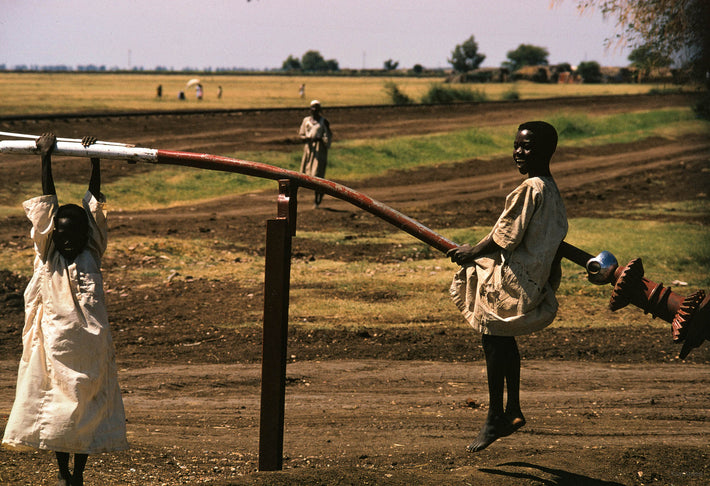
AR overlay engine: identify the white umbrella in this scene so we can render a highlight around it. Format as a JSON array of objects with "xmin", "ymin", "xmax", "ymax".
[{"xmin": 186, "ymin": 78, "xmax": 201, "ymax": 88}]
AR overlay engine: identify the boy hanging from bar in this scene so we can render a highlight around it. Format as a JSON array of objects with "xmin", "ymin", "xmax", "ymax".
[
  {"xmin": 2, "ymin": 133, "xmax": 128, "ymax": 485},
  {"xmin": 448, "ymin": 121, "xmax": 568, "ymax": 452}
]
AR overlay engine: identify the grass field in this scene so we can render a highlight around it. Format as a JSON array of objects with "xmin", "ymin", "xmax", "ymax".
[{"xmin": 0, "ymin": 72, "xmax": 683, "ymax": 116}]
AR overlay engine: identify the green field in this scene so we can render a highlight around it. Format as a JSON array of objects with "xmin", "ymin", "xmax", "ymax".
[
  {"xmin": 0, "ymin": 72, "xmax": 679, "ymax": 116},
  {"xmin": 3, "ymin": 108, "xmax": 705, "ymax": 213}
]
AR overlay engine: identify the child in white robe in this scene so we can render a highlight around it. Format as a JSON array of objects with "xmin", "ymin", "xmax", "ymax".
[
  {"xmin": 2, "ymin": 133, "xmax": 128, "ymax": 486},
  {"xmin": 448, "ymin": 121, "xmax": 568, "ymax": 453},
  {"xmin": 299, "ymin": 100, "xmax": 332, "ymax": 207}
]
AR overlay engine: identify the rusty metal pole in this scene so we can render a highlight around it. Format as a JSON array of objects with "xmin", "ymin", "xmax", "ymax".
[{"xmin": 258, "ymin": 180, "xmax": 297, "ymax": 471}]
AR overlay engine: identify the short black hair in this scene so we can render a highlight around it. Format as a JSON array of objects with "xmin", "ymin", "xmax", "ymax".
[
  {"xmin": 518, "ymin": 121, "xmax": 558, "ymax": 161},
  {"xmin": 56, "ymin": 204, "xmax": 89, "ymax": 233}
]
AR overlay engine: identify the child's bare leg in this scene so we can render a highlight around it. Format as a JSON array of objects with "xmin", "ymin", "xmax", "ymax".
[
  {"xmin": 503, "ymin": 338, "xmax": 526, "ymax": 432},
  {"xmin": 72, "ymin": 454, "xmax": 88, "ymax": 486},
  {"xmin": 468, "ymin": 334, "xmax": 510, "ymax": 452},
  {"xmin": 55, "ymin": 452, "xmax": 72, "ymax": 485}
]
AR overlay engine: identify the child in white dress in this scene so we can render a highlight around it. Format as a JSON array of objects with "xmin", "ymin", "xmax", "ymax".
[{"xmin": 2, "ymin": 133, "xmax": 128, "ymax": 485}]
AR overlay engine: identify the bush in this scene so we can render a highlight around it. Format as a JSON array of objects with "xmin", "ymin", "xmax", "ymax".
[
  {"xmin": 383, "ymin": 82, "xmax": 414, "ymax": 105},
  {"xmin": 501, "ymin": 87, "xmax": 520, "ymax": 100},
  {"xmin": 461, "ymin": 70, "xmax": 494, "ymax": 83},
  {"xmin": 532, "ymin": 67, "xmax": 549, "ymax": 83},
  {"xmin": 549, "ymin": 114, "xmax": 596, "ymax": 138},
  {"xmin": 421, "ymin": 84, "xmax": 487, "ymax": 104},
  {"xmin": 693, "ymin": 92, "xmax": 710, "ymax": 120},
  {"xmin": 578, "ymin": 61, "xmax": 602, "ymax": 84}
]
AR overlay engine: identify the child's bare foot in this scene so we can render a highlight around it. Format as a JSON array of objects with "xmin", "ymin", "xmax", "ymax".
[
  {"xmin": 466, "ymin": 414, "xmax": 526, "ymax": 452},
  {"xmin": 466, "ymin": 415, "xmax": 509, "ymax": 452}
]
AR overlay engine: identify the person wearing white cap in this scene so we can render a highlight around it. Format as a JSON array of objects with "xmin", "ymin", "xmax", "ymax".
[{"xmin": 298, "ymin": 100, "xmax": 332, "ymax": 207}]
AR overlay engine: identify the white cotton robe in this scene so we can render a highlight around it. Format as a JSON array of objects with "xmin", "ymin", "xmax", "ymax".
[
  {"xmin": 299, "ymin": 115, "xmax": 332, "ymax": 178},
  {"xmin": 450, "ymin": 176, "xmax": 568, "ymax": 336},
  {"xmin": 2, "ymin": 192, "xmax": 128, "ymax": 454}
]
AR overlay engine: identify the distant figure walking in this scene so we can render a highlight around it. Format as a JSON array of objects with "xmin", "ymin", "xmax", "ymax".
[
  {"xmin": 298, "ymin": 83, "xmax": 306, "ymax": 98},
  {"xmin": 156, "ymin": 84, "xmax": 162, "ymax": 98},
  {"xmin": 217, "ymin": 85, "xmax": 223, "ymax": 99},
  {"xmin": 196, "ymin": 84, "xmax": 203, "ymax": 100},
  {"xmin": 299, "ymin": 100, "xmax": 332, "ymax": 207}
]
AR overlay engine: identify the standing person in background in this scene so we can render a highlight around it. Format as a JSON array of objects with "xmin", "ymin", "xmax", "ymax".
[
  {"xmin": 299, "ymin": 100, "xmax": 332, "ymax": 208},
  {"xmin": 2, "ymin": 133, "xmax": 128, "ymax": 485}
]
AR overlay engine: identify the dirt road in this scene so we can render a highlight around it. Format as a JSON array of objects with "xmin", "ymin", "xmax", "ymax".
[
  {"xmin": 1, "ymin": 359, "xmax": 708, "ymax": 485},
  {"xmin": 1, "ymin": 94, "xmax": 709, "ymax": 485}
]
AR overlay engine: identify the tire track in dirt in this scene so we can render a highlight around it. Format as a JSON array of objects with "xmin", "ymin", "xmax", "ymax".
[
  {"xmin": 109, "ymin": 139, "xmax": 709, "ymax": 224},
  {"xmin": 368, "ymin": 140, "xmax": 709, "ymax": 208}
]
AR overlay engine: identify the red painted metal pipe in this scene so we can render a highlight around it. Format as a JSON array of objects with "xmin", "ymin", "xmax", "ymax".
[
  {"xmin": 155, "ymin": 151, "xmax": 595, "ymax": 271},
  {"xmin": 156, "ymin": 150, "xmax": 457, "ymax": 253}
]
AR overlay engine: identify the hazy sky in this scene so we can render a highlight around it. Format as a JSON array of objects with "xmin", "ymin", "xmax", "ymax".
[{"xmin": 0, "ymin": 0, "xmax": 632, "ymax": 70}]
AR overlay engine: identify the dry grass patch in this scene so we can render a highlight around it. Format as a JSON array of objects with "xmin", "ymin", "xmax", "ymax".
[{"xmin": 0, "ymin": 72, "xmax": 673, "ymax": 116}]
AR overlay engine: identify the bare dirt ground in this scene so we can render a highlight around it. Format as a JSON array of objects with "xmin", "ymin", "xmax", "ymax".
[{"xmin": 1, "ymin": 93, "xmax": 709, "ymax": 485}]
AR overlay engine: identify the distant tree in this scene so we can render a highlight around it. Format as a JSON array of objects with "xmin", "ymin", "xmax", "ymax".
[
  {"xmin": 383, "ymin": 59, "xmax": 399, "ymax": 71},
  {"xmin": 301, "ymin": 50, "xmax": 327, "ymax": 71},
  {"xmin": 503, "ymin": 44, "xmax": 549, "ymax": 72},
  {"xmin": 325, "ymin": 59, "xmax": 339, "ymax": 71},
  {"xmin": 555, "ymin": 0, "xmax": 709, "ymax": 80},
  {"xmin": 554, "ymin": 62, "xmax": 572, "ymax": 74},
  {"xmin": 282, "ymin": 55, "xmax": 301, "ymax": 71},
  {"xmin": 448, "ymin": 35, "xmax": 486, "ymax": 73},
  {"xmin": 301, "ymin": 50, "xmax": 339, "ymax": 72},
  {"xmin": 628, "ymin": 44, "xmax": 673, "ymax": 81},
  {"xmin": 412, "ymin": 63, "xmax": 424, "ymax": 74},
  {"xmin": 577, "ymin": 61, "xmax": 603, "ymax": 83}
]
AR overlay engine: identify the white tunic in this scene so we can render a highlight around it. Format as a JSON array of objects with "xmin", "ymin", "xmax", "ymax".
[
  {"xmin": 2, "ymin": 192, "xmax": 128, "ymax": 454},
  {"xmin": 450, "ymin": 177, "xmax": 568, "ymax": 336},
  {"xmin": 298, "ymin": 115, "xmax": 332, "ymax": 178}
]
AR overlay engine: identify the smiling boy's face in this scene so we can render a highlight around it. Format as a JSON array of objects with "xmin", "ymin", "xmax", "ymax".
[
  {"xmin": 513, "ymin": 128, "xmax": 552, "ymax": 177},
  {"xmin": 52, "ymin": 215, "xmax": 89, "ymax": 261},
  {"xmin": 513, "ymin": 129, "xmax": 538, "ymax": 175}
]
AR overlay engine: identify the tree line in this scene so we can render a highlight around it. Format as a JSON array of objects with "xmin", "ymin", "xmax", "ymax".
[
  {"xmin": 282, "ymin": 0, "xmax": 706, "ymax": 84},
  {"xmin": 280, "ymin": 37, "xmax": 676, "ymax": 85}
]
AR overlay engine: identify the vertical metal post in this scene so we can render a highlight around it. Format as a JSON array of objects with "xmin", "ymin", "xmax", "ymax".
[{"xmin": 258, "ymin": 180, "xmax": 297, "ymax": 471}]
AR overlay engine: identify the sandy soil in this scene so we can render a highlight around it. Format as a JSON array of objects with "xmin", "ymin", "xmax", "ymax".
[{"xmin": 1, "ymin": 93, "xmax": 709, "ymax": 485}]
